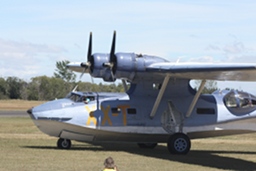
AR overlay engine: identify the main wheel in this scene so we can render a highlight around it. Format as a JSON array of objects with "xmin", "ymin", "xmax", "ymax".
[
  {"xmin": 57, "ymin": 138, "xmax": 71, "ymax": 149},
  {"xmin": 167, "ymin": 133, "xmax": 191, "ymax": 154},
  {"xmin": 137, "ymin": 143, "xmax": 157, "ymax": 149}
]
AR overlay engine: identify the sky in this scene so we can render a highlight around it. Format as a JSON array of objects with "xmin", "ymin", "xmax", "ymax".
[{"xmin": 1, "ymin": 1, "xmax": 256, "ymax": 93}]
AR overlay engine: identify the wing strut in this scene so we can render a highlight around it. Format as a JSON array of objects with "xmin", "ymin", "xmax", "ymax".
[
  {"xmin": 150, "ymin": 75, "xmax": 170, "ymax": 119},
  {"xmin": 122, "ymin": 79, "xmax": 128, "ymax": 92},
  {"xmin": 185, "ymin": 79, "xmax": 206, "ymax": 118}
]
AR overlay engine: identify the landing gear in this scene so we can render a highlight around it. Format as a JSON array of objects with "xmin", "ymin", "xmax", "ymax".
[
  {"xmin": 167, "ymin": 133, "xmax": 191, "ymax": 154},
  {"xmin": 57, "ymin": 138, "xmax": 71, "ymax": 149},
  {"xmin": 137, "ymin": 143, "xmax": 157, "ymax": 149}
]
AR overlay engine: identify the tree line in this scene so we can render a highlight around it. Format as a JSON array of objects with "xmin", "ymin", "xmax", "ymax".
[
  {"xmin": 0, "ymin": 76, "xmax": 218, "ymax": 101},
  {"xmin": 0, "ymin": 76, "xmax": 125, "ymax": 101}
]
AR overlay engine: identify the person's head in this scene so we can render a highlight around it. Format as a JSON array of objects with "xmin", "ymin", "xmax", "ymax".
[{"xmin": 104, "ymin": 157, "xmax": 115, "ymax": 169}]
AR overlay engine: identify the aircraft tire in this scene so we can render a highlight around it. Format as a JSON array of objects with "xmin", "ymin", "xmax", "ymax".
[
  {"xmin": 57, "ymin": 138, "xmax": 71, "ymax": 149},
  {"xmin": 137, "ymin": 143, "xmax": 157, "ymax": 149},
  {"xmin": 167, "ymin": 133, "xmax": 191, "ymax": 154}
]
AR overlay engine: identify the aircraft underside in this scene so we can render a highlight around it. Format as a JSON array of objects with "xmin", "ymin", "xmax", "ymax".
[{"xmin": 32, "ymin": 117, "xmax": 256, "ymax": 144}]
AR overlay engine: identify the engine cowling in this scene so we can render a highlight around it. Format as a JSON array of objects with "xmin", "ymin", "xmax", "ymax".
[
  {"xmin": 114, "ymin": 53, "xmax": 137, "ymax": 80},
  {"xmin": 113, "ymin": 53, "xmax": 168, "ymax": 82},
  {"xmin": 89, "ymin": 53, "xmax": 115, "ymax": 82}
]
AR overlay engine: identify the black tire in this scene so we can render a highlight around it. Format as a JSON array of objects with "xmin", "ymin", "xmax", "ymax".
[
  {"xmin": 57, "ymin": 138, "xmax": 71, "ymax": 149},
  {"xmin": 137, "ymin": 143, "xmax": 157, "ymax": 149},
  {"xmin": 167, "ymin": 133, "xmax": 191, "ymax": 154}
]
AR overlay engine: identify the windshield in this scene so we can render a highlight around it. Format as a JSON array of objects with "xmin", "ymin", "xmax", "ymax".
[
  {"xmin": 66, "ymin": 93, "xmax": 82, "ymax": 102},
  {"xmin": 66, "ymin": 92, "xmax": 95, "ymax": 103}
]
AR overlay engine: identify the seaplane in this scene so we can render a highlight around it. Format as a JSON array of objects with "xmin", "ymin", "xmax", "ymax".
[{"xmin": 27, "ymin": 31, "xmax": 256, "ymax": 154}]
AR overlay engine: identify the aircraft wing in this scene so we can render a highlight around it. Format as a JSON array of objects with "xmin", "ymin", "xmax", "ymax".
[
  {"xmin": 68, "ymin": 61, "xmax": 256, "ymax": 82},
  {"xmin": 146, "ymin": 62, "xmax": 256, "ymax": 81}
]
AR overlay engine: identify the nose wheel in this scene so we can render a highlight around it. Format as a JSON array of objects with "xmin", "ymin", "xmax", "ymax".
[
  {"xmin": 57, "ymin": 138, "xmax": 71, "ymax": 149},
  {"xmin": 167, "ymin": 133, "xmax": 191, "ymax": 154}
]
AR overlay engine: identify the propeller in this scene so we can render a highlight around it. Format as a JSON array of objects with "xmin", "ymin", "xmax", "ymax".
[
  {"xmin": 103, "ymin": 31, "xmax": 117, "ymax": 80},
  {"xmin": 80, "ymin": 32, "xmax": 93, "ymax": 79}
]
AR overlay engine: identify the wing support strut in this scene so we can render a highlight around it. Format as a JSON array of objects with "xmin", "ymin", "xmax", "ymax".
[
  {"xmin": 122, "ymin": 79, "xmax": 128, "ymax": 92},
  {"xmin": 185, "ymin": 79, "xmax": 206, "ymax": 118},
  {"xmin": 150, "ymin": 75, "xmax": 170, "ymax": 119}
]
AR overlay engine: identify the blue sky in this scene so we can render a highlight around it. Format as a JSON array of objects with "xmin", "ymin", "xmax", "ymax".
[{"xmin": 1, "ymin": 1, "xmax": 256, "ymax": 92}]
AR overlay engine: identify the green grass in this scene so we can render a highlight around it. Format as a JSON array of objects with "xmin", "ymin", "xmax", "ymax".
[{"xmin": 0, "ymin": 116, "xmax": 256, "ymax": 171}]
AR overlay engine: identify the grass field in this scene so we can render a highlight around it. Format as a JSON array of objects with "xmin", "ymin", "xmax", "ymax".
[
  {"xmin": 0, "ymin": 117, "xmax": 256, "ymax": 171},
  {"xmin": 0, "ymin": 100, "xmax": 44, "ymax": 111},
  {"xmin": 0, "ymin": 100, "xmax": 256, "ymax": 170}
]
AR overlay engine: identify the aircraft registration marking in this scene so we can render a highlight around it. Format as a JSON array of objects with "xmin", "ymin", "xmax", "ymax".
[
  {"xmin": 118, "ymin": 105, "xmax": 129, "ymax": 126},
  {"xmin": 85, "ymin": 105, "xmax": 97, "ymax": 126},
  {"xmin": 101, "ymin": 105, "xmax": 112, "ymax": 126},
  {"xmin": 85, "ymin": 104, "xmax": 130, "ymax": 126}
]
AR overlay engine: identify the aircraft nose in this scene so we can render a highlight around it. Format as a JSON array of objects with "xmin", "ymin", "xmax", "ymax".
[
  {"xmin": 27, "ymin": 108, "xmax": 36, "ymax": 119},
  {"xmin": 27, "ymin": 108, "xmax": 32, "ymax": 114}
]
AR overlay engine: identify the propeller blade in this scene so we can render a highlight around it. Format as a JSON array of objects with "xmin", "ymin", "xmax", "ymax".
[
  {"xmin": 79, "ymin": 68, "xmax": 86, "ymax": 79},
  {"xmin": 87, "ymin": 32, "xmax": 92, "ymax": 62},
  {"xmin": 80, "ymin": 32, "xmax": 92, "ymax": 76},
  {"xmin": 110, "ymin": 71, "xmax": 115, "ymax": 81},
  {"xmin": 72, "ymin": 85, "xmax": 78, "ymax": 92},
  {"xmin": 102, "ymin": 31, "xmax": 117, "ymax": 81},
  {"xmin": 110, "ymin": 30, "xmax": 116, "ymax": 63},
  {"xmin": 90, "ymin": 75, "xmax": 94, "ymax": 85}
]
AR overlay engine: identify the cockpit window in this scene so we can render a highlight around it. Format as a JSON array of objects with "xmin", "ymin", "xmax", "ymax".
[
  {"xmin": 66, "ymin": 93, "xmax": 95, "ymax": 103},
  {"xmin": 67, "ymin": 92, "xmax": 97, "ymax": 104},
  {"xmin": 66, "ymin": 93, "xmax": 81, "ymax": 102},
  {"xmin": 223, "ymin": 90, "xmax": 256, "ymax": 115},
  {"xmin": 81, "ymin": 96, "xmax": 95, "ymax": 104}
]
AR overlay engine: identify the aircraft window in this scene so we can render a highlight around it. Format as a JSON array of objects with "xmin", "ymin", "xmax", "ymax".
[
  {"xmin": 223, "ymin": 90, "xmax": 256, "ymax": 115},
  {"xmin": 127, "ymin": 108, "xmax": 136, "ymax": 114},
  {"xmin": 137, "ymin": 54, "xmax": 143, "ymax": 57},
  {"xmin": 252, "ymin": 99, "xmax": 256, "ymax": 105},
  {"xmin": 66, "ymin": 93, "xmax": 81, "ymax": 102},
  {"xmin": 111, "ymin": 108, "xmax": 121, "ymax": 113},
  {"xmin": 81, "ymin": 96, "xmax": 95, "ymax": 104},
  {"xmin": 196, "ymin": 108, "xmax": 215, "ymax": 115},
  {"xmin": 224, "ymin": 93, "xmax": 238, "ymax": 108},
  {"xmin": 153, "ymin": 83, "xmax": 162, "ymax": 90},
  {"xmin": 66, "ymin": 93, "xmax": 95, "ymax": 103}
]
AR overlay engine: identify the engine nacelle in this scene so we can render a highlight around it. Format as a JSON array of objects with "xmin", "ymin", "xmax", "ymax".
[
  {"xmin": 90, "ymin": 53, "xmax": 114, "ymax": 82},
  {"xmin": 89, "ymin": 52, "xmax": 168, "ymax": 82},
  {"xmin": 114, "ymin": 53, "xmax": 138, "ymax": 80},
  {"xmin": 114, "ymin": 53, "xmax": 168, "ymax": 82}
]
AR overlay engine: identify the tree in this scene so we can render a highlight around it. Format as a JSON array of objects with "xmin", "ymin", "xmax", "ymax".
[
  {"xmin": 54, "ymin": 60, "xmax": 76, "ymax": 83},
  {"xmin": 0, "ymin": 77, "xmax": 8, "ymax": 99},
  {"xmin": 76, "ymin": 82, "xmax": 126, "ymax": 93},
  {"xmin": 20, "ymin": 81, "xmax": 29, "ymax": 100},
  {"xmin": 28, "ymin": 76, "xmax": 69, "ymax": 100},
  {"xmin": 6, "ymin": 77, "xmax": 25, "ymax": 99},
  {"xmin": 193, "ymin": 80, "xmax": 218, "ymax": 94}
]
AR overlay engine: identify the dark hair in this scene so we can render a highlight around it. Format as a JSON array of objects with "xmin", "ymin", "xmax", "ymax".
[{"xmin": 104, "ymin": 157, "xmax": 115, "ymax": 169}]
